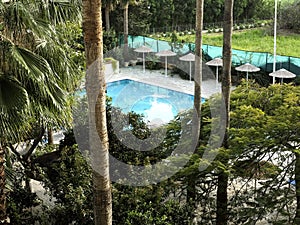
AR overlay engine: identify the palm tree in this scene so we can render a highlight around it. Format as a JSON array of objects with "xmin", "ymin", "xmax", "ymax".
[
  {"xmin": 216, "ymin": 0, "xmax": 234, "ymax": 224},
  {"xmin": 0, "ymin": 0, "xmax": 82, "ymax": 142},
  {"xmin": 0, "ymin": 0, "xmax": 81, "ymax": 132},
  {"xmin": 0, "ymin": 0, "xmax": 82, "ymax": 221},
  {"xmin": 82, "ymin": 0, "xmax": 112, "ymax": 224},
  {"xmin": 0, "ymin": 67, "xmax": 31, "ymax": 222}
]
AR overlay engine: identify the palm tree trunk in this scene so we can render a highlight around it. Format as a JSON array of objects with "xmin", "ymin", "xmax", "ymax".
[
  {"xmin": 105, "ymin": 7, "xmax": 110, "ymax": 31},
  {"xmin": 82, "ymin": 0, "xmax": 112, "ymax": 224},
  {"xmin": 47, "ymin": 127, "xmax": 54, "ymax": 145},
  {"xmin": 216, "ymin": 0, "xmax": 233, "ymax": 225},
  {"xmin": 0, "ymin": 145, "xmax": 8, "ymax": 224},
  {"xmin": 123, "ymin": 2, "xmax": 129, "ymax": 61}
]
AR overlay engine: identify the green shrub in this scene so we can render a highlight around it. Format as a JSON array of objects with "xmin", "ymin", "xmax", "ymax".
[{"xmin": 145, "ymin": 54, "xmax": 161, "ymax": 70}]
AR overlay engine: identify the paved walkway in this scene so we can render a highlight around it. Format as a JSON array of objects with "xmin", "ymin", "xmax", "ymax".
[{"xmin": 106, "ymin": 65, "xmax": 223, "ymax": 99}]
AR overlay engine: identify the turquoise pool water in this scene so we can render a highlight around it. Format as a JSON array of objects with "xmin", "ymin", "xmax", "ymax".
[{"xmin": 106, "ymin": 79, "xmax": 203, "ymax": 124}]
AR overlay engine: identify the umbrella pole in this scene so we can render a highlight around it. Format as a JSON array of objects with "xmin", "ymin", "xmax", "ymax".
[
  {"xmin": 165, "ymin": 56, "xmax": 168, "ymax": 77},
  {"xmin": 216, "ymin": 66, "xmax": 219, "ymax": 87},
  {"xmin": 189, "ymin": 61, "xmax": 192, "ymax": 82},
  {"xmin": 246, "ymin": 71, "xmax": 249, "ymax": 82},
  {"xmin": 143, "ymin": 52, "xmax": 145, "ymax": 73}
]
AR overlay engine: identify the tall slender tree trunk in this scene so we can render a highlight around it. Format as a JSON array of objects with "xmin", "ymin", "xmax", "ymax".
[
  {"xmin": 194, "ymin": 0, "xmax": 203, "ymax": 122},
  {"xmin": 47, "ymin": 127, "xmax": 54, "ymax": 145},
  {"xmin": 294, "ymin": 152, "xmax": 300, "ymax": 224},
  {"xmin": 186, "ymin": 0, "xmax": 204, "ymax": 220},
  {"xmin": 82, "ymin": 0, "xmax": 112, "ymax": 224},
  {"xmin": 105, "ymin": 7, "xmax": 110, "ymax": 31},
  {"xmin": 0, "ymin": 145, "xmax": 8, "ymax": 224},
  {"xmin": 123, "ymin": 2, "xmax": 129, "ymax": 61},
  {"xmin": 216, "ymin": 0, "xmax": 233, "ymax": 225}
]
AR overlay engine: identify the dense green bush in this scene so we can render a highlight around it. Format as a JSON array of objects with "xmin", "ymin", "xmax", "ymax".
[
  {"xmin": 279, "ymin": 0, "xmax": 300, "ymax": 32},
  {"xmin": 145, "ymin": 54, "xmax": 162, "ymax": 70}
]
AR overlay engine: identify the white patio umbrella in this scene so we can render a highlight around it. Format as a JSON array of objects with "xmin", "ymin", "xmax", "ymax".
[
  {"xmin": 235, "ymin": 63, "xmax": 260, "ymax": 81},
  {"xmin": 179, "ymin": 53, "xmax": 195, "ymax": 82},
  {"xmin": 155, "ymin": 50, "xmax": 177, "ymax": 77},
  {"xmin": 269, "ymin": 68, "xmax": 296, "ymax": 84},
  {"xmin": 134, "ymin": 45, "xmax": 152, "ymax": 73},
  {"xmin": 205, "ymin": 58, "xmax": 223, "ymax": 85}
]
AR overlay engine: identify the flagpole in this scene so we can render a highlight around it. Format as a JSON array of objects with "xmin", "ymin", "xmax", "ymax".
[{"xmin": 273, "ymin": 0, "xmax": 278, "ymax": 84}]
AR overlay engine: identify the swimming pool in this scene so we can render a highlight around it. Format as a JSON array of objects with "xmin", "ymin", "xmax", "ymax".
[{"xmin": 106, "ymin": 79, "xmax": 203, "ymax": 124}]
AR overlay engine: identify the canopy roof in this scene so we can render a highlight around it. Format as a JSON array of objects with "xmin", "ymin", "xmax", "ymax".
[
  {"xmin": 155, "ymin": 50, "xmax": 176, "ymax": 57},
  {"xmin": 206, "ymin": 58, "xmax": 223, "ymax": 67},
  {"xmin": 269, "ymin": 68, "xmax": 296, "ymax": 78},
  {"xmin": 235, "ymin": 63, "xmax": 260, "ymax": 73},
  {"xmin": 134, "ymin": 45, "xmax": 152, "ymax": 53},
  {"xmin": 179, "ymin": 53, "xmax": 195, "ymax": 62}
]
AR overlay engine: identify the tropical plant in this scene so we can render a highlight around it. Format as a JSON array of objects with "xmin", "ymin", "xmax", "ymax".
[
  {"xmin": 0, "ymin": 0, "xmax": 82, "ymax": 140},
  {"xmin": 0, "ymin": 0, "xmax": 82, "ymax": 222}
]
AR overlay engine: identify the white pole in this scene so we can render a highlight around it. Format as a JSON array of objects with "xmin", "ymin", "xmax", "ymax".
[
  {"xmin": 189, "ymin": 61, "xmax": 192, "ymax": 82},
  {"xmin": 216, "ymin": 66, "xmax": 219, "ymax": 86},
  {"xmin": 273, "ymin": 0, "xmax": 278, "ymax": 84},
  {"xmin": 165, "ymin": 56, "xmax": 168, "ymax": 77},
  {"xmin": 143, "ymin": 52, "xmax": 145, "ymax": 73}
]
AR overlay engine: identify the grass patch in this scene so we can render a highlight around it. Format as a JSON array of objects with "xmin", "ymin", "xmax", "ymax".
[
  {"xmin": 156, "ymin": 28, "xmax": 300, "ymax": 57},
  {"xmin": 203, "ymin": 28, "xmax": 300, "ymax": 57}
]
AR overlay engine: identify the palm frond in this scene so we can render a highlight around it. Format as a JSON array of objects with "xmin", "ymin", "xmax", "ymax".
[
  {"xmin": 3, "ymin": 1, "xmax": 51, "ymax": 39},
  {"xmin": 34, "ymin": 0, "xmax": 82, "ymax": 25},
  {"xmin": 11, "ymin": 45, "xmax": 53, "ymax": 80},
  {"xmin": 35, "ymin": 38, "xmax": 81, "ymax": 90},
  {"xmin": 0, "ymin": 0, "xmax": 80, "ymax": 142},
  {"xmin": 0, "ymin": 74, "xmax": 30, "ymax": 141},
  {"xmin": 4, "ymin": 148, "xmax": 17, "ymax": 192},
  {"xmin": 1, "ymin": 39, "xmax": 67, "ymax": 118},
  {"xmin": 0, "ymin": 74, "xmax": 29, "ymax": 112}
]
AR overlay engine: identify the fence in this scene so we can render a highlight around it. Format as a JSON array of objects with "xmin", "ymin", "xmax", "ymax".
[{"xmin": 123, "ymin": 35, "xmax": 300, "ymax": 76}]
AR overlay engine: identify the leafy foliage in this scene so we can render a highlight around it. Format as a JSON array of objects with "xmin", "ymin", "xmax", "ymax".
[
  {"xmin": 40, "ymin": 146, "xmax": 94, "ymax": 225},
  {"xmin": 7, "ymin": 82, "xmax": 300, "ymax": 224},
  {"xmin": 279, "ymin": 0, "xmax": 300, "ymax": 33},
  {"xmin": 0, "ymin": 0, "xmax": 83, "ymax": 143}
]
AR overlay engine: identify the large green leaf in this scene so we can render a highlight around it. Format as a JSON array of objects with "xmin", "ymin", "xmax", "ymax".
[
  {"xmin": 9, "ymin": 45, "xmax": 66, "ymax": 110},
  {"xmin": 0, "ymin": 75, "xmax": 29, "ymax": 112},
  {"xmin": 0, "ymin": 74, "xmax": 30, "ymax": 141},
  {"xmin": 0, "ymin": 0, "xmax": 81, "ymax": 142}
]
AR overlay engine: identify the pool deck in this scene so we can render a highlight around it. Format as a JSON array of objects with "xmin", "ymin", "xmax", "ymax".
[{"xmin": 106, "ymin": 65, "xmax": 223, "ymax": 99}]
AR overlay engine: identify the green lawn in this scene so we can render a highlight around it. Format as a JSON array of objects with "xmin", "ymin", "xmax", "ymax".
[
  {"xmin": 158, "ymin": 28, "xmax": 300, "ymax": 57},
  {"xmin": 203, "ymin": 28, "xmax": 300, "ymax": 57}
]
